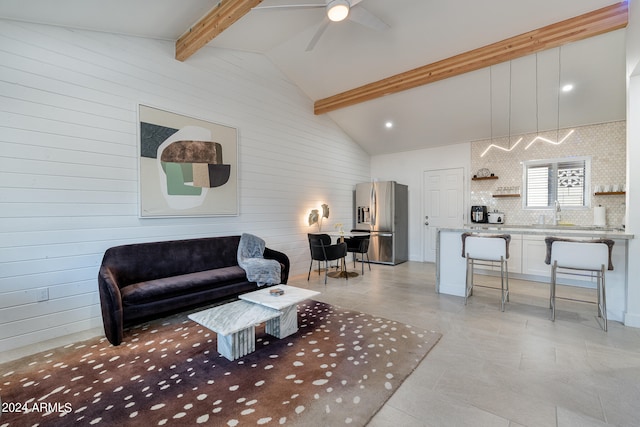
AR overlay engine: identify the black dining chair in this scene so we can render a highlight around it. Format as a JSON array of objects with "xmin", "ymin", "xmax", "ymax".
[
  {"xmin": 343, "ymin": 233, "xmax": 371, "ymax": 275},
  {"xmin": 307, "ymin": 233, "xmax": 331, "ymax": 277},
  {"xmin": 307, "ymin": 235, "xmax": 348, "ymax": 284}
]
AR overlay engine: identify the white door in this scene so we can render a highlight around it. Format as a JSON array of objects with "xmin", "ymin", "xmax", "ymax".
[{"xmin": 423, "ymin": 168, "xmax": 464, "ymax": 262}]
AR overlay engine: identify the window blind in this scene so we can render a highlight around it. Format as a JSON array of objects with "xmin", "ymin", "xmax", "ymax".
[
  {"xmin": 524, "ymin": 158, "xmax": 588, "ymax": 209},
  {"xmin": 526, "ymin": 165, "xmax": 550, "ymax": 207}
]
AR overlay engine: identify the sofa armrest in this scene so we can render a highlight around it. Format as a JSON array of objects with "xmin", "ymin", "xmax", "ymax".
[
  {"xmin": 264, "ymin": 247, "xmax": 290, "ymax": 284},
  {"xmin": 98, "ymin": 265, "xmax": 124, "ymax": 346}
]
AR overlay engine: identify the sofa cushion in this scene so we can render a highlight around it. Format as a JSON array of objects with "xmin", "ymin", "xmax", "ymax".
[
  {"xmin": 121, "ymin": 266, "xmax": 247, "ymax": 306},
  {"xmin": 102, "ymin": 236, "xmax": 243, "ymax": 287}
]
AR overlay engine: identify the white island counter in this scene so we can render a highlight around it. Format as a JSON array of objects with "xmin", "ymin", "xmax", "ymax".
[{"xmin": 437, "ymin": 225, "xmax": 634, "ymax": 323}]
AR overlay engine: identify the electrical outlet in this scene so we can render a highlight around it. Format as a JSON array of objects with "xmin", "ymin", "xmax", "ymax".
[{"xmin": 37, "ymin": 288, "xmax": 49, "ymax": 302}]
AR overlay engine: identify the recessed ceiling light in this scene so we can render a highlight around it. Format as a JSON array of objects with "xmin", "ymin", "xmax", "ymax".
[
  {"xmin": 562, "ymin": 84, "xmax": 574, "ymax": 92},
  {"xmin": 385, "ymin": 121, "xmax": 393, "ymax": 129}
]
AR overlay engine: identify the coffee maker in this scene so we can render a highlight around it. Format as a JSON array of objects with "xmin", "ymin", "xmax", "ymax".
[{"xmin": 471, "ymin": 206, "xmax": 488, "ymax": 223}]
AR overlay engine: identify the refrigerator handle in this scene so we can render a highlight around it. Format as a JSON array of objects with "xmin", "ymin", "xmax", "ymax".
[{"xmin": 370, "ymin": 184, "xmax": 377, "ymax": 227}]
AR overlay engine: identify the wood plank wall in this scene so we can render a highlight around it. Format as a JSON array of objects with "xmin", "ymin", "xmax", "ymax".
[{"xmin": 0, "ymin": 20, "xmax": 370, "ymax": 352}]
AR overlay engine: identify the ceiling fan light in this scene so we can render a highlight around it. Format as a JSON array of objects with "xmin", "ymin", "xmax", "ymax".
[{"xmin": 327, "ymin": 0, "xmax": 350, "ymax": 22}]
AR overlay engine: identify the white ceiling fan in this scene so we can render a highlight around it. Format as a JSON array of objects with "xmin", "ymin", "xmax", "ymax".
[{"xmin": 254, "ymin": 0, "xmax": 389, "ymax": 51}]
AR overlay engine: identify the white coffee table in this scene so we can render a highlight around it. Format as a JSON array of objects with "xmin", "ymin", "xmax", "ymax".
[
  {"xmin": 239, "ymin": 285, "xmax": 320, "ymax": 339},
  {"xmin": 188, "ymin": 300, "xmax": 280, "ymax": 361}
]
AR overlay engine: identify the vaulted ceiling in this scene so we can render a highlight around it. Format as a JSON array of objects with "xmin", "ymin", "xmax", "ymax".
[{"xmin": 0, "ymin": 0, "xmax": 628, "ymax": 155}]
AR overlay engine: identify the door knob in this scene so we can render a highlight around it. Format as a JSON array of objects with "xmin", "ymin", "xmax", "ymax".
[{"xmin": 424, "ymin": 221, "xmax": 429, "ymax": 226}]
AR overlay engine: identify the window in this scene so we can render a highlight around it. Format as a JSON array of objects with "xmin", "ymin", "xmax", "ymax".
[{"xmin": 523, "ymin": 157, "xmax": 590, "ymax": 209}]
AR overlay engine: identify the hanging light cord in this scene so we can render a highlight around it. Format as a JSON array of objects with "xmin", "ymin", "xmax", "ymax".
[
  {"xmin": 557, "ymin": 47, "xmax": 561, "ymax": 141},
  {"xmin": 508, "ymin": 60, "xmax": 512, "ymax": 149},
  {"xmin": 535, "ymin": 53, "xmax": 539, "ymax": 135},
  {"xmin": 489, "ymin": 66, "xmax": 493, "ymax": 142}
]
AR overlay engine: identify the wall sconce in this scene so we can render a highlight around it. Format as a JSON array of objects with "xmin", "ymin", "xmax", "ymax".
[{"xmin": 308, "ymin": 203, "xmax": 330, "ymax": 231}]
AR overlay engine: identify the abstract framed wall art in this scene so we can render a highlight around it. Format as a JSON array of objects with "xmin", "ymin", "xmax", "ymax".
[{"xmin": 138, "ymin": 105, "xmax": 238, "ymax": 217}]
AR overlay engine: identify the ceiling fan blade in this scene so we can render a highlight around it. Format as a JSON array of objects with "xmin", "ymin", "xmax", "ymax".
[
  {"xmin": 305, "ymin": 19, "xmax": 330, "ymax": 51},
  {"xmin": 348, "ymin": 5, "xmax": 389, "ymax": 31},
  {"xmin": 253, "ymin": 3, "xmax": 325, "ymax": 11}
]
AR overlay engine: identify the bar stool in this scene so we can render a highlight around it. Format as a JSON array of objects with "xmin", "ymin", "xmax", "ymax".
[
  {"xmin": 545, "ymin": 237, "xmax": 614, "ymax": 331},
  {"xmin": 461, "ymin": 233, "xmax": 511, "ymax": 311}
]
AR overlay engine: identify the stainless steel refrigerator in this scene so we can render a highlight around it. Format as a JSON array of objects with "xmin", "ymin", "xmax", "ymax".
[{"xmin": 354, "ymin": 181, "xmax": 408, "ymax": 265}]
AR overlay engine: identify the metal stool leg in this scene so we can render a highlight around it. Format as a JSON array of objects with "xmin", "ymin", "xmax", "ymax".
[
  {"xmin": 500, "ymin": 256, "xmax": 509, "ymax": 311},
  {"xmin": 550, "ymin": 261, "xmax": 557, "ymax": 321},
  {"xmin": 465, "ymin": 255, "xmax": 473, "ymax": 305},
  {"xmin": 549, "ymin": 266, "xmax": 553, "ymax": 309},
  {"xmin": 505, "ymin": 259, "xmax": 509, "ymax": 302},
  {"xmin": 500, "ymin": 258, "xmax": 504, "ymax": 311},
  {"xmin": 596, "ymin": 264, "xmax": 607, "ymax": 331}
]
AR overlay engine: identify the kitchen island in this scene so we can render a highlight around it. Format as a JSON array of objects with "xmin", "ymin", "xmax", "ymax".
[{"xmin": 437, "ymin": 225, "xmax": 634, "ymax": 323}]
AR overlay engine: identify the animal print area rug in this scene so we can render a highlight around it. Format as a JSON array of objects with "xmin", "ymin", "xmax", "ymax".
[{"xmin": 0, "ymin": 300, "xmax": 441, "ymax": 427}]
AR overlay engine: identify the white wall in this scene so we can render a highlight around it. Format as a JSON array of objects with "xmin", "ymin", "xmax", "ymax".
[
  {"xmin": 0, "ymin": 21, "xmax": 370, "ymax": 351},
  {"xmin": 371, "ymin": 143, "xmax": 471, "ymax": 261},
  {"xmin": 624, "ymin": 0, "xmax": 640, "ymax": 327}
]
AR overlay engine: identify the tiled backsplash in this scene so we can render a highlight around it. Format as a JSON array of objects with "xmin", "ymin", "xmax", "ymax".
[{"xmin": 471, "ymin": 121, "xmax": 626, "ymax": 227}]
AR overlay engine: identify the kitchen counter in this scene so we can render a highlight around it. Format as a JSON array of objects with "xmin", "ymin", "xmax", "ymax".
[
  {"xmin": 449, "ymin": 224, "xmax": 633, "ymax": 239},
  {"xmin": 436, "ymin": 226, "xmax": 633, "ymax": 323}
]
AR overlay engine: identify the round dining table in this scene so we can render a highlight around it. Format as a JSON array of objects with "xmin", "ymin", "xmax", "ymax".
[{"xmin": 325, "ymin": 231, "xmax": 370, "ymax": 278}]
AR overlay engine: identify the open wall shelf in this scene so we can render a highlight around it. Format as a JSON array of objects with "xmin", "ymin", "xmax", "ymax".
[
  {"xmin": 472, "ymin": 176, "xmax": 498, "ymax": 181},
  {"xmin": 594, "ymin": 191, "xmax": 626, "ymax": 196}
]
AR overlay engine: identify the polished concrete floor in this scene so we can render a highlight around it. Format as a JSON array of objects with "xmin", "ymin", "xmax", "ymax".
[
  {"xmin": 295, "ymin": 261, "xmax": 640, "ymax": 427},
  {"xmin": 4, "ymin": 261, "xmax": 640, "ymax": 426}
]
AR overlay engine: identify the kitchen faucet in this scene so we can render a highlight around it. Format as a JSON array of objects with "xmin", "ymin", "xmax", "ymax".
[{"xmin": 553, "ymin": 200, "xmax": 561, "ymax": 225}]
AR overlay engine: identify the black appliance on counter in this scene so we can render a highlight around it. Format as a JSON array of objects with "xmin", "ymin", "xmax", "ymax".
[{"xmin": 471, "ymin": 205, "xmax": 488, "ymax": 223}]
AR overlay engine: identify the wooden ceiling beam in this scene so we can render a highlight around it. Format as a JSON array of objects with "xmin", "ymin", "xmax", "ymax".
[
  {"xmin": 314, "ymin": 2, "xmax": 628, "ymax": 115},
  {"xmin": 176, "ymin": 0, "xmax": 263, "ymax": 62}
]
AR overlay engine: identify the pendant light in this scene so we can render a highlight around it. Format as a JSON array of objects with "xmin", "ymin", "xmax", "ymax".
[
  {"xmin": 480, "ymin": 63, "xmax": 522, "ymax": 157},
  {"xmin": 490, "ymin": 65, "xmax": 493, "ymax": 144},
  {"xmin": 556, "ymin": 47, "xmax": 561, "ymax": 143},
  {"xmin": 525, "ymin": 47, "xmax": 574, "ymax": 149},
  {"xmin": 524, "ymin": 52, "xmax": 540, "ymax": 137},
  {"xmin": 507, "ymin": 60, "xmax": 524, "ymax": 152},
  {"xmin": 480, "ymin": 66, "xmax": 494, "ymax": 157}
]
